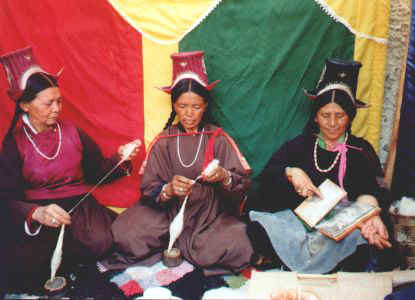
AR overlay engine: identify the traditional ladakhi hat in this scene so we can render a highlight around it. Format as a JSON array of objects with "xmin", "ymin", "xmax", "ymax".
[
  {"xmin": 0, "ymin": 46, "xmax": 62, "ymax": 101},
  {"xmin": 160, "ymin": 50, "xmax": 220, "ymax": 94},
  {"xmin": 304, "ymin": 58, "xmax": 368, "ymax": 108}
]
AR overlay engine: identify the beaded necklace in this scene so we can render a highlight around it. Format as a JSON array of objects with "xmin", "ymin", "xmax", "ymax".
[
  {"xmin": 23, "ymin": 122, "xmax": 62, "ymax": 160},
  {"xmin": 313, "ymin": 132, "xmax": 348, "ymax": 173},
  {"xmin": 176, "ymin": 128, "xmax": 204, "ymax": 168}
]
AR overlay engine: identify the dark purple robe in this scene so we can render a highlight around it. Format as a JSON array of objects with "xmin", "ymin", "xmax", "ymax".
[{"xmin": 0, "ymin": 120, "xmax": 130, "ymax": 276}]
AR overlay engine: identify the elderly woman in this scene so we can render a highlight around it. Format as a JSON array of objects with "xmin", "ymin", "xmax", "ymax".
[
  {"xmin": 101, "ymin": 51, "xmax": 253, "ymax": 275},
  {"xmin": 0, "ymin": 47, "xmax": 141, "ymax": 289},
  {"xmin": 248, "ymin": 61, "xmax": 392, "ymax": 274}
]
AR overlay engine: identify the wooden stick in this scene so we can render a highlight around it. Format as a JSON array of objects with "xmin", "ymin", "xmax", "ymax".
[
  {"xmin": 297, "ymin": 273, "xmax": 337, "ymax": 280},
  {"xmin": 357, "ymin": 223, "xmax": 392, "ymax": 248}
]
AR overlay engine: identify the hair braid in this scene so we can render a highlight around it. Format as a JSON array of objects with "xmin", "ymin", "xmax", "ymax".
[
  {"xmin": 3, "ymin": 103, "xmax": 22, "ymax": 145},
  {"xmin": 163, "ymin": 109, "xmax": 177, "ymax": 130}
]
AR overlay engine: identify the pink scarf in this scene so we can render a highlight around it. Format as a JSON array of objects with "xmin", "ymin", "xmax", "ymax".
[{"xmin": 331, "ymin": 142, "xmax": 361, "ymax": 188}]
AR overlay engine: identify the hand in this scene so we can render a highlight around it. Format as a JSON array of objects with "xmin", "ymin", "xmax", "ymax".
[
  {"xmin": 118, "ymin": 139, "xmax": 142, "ymax": 161},
  {"xmin": 204, "ymin": 166, "xmax": 229, "ymax": 183},
  {"xmin": 286, "ymin": 167, "xmax": 322, "ymax": 198},
  {"xmin": 166, "ymin": 175, "xmax": 195, "ymax": 198},
  {"xmin": 360, "ymin": 215, "xmax": 391, "ymax": 249},
  {"xmin": 32, "ymin": 204, "xmax": 71, "ymax": 228}
]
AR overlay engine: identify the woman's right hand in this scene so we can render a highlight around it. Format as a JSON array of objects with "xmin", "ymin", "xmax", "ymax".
[
  {"xmin": 32, "ymin": 204, "xmax": 71, "ymax": 228},
  {"xmin": 285, "ymin": 167, "xmax": 322, "ymax": 198},
  {"xmin": 163, "ymin": 175, "xmax": 195, "ymax": 200}
]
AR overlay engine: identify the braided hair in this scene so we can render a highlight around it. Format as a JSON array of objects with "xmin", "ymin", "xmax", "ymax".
[
  {"xmin": 163, "ymin": 79, "xmax": 212, "ymax": 130},
  {"xmin": 3, "ymin": 73, "xmax": 58, "ymax": 145}
]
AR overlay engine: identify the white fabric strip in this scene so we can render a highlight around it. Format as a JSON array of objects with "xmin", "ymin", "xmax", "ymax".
[
  {"xmin": 23, "ymin": 113, "xmax": 38, "ymax": 134},
  {"xmin": 24, "ymin": 220, "xmax": 42, "ymax": 236},
  {"xmin": 313, "ymin": 0, "xmax": 388, "ymax": 44}
]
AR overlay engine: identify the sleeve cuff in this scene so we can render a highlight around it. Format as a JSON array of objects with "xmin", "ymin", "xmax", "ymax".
[
  {"xmin": 25, "ymin": 206, "xmax": 42, "ymax": 236},
  {"xmin": 26, "ymin": 206, "xmax": 38, "ymax": 225}
]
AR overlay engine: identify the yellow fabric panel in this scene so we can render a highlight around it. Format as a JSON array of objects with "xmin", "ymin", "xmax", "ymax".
[
  {"xmin": 323, "ymin": 0, "xmax": 390, "ymax": 151},
  {"xmin": 322, "ymin": 0, "xmax": 389, "ymax": 41},
  {"xmin": 142, "ymin": 37, "xmax": 178, "ymax": 147},
  {"xmin": 107, "ymin": 206, "xmax": 126, "ymax": 214},
  {"xmin": 352, "ymin": 37, "xmax": 388, "ymax": 151},
  {"xmin": 351, "ymin": 1, "xmax": 390, "ymax": 151},
  {"xmin": 107, "ymin": 0, "xmax": 222, "ymax": 44}
]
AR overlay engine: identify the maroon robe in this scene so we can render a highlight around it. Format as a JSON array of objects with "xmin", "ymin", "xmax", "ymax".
[
  {"xmin": 102, "ymin": 124, "xmax": 254, "ymax": 275},
  {"xmin": 0, "ymin": 120, "xmax": 130, "ymax": 276}
]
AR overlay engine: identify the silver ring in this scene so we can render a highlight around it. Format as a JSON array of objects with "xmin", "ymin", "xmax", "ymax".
[
  {"xmin": 179, "ymin": 187, "xmax": 184, "ymax": 192},
  {"xmin": 51, "ymin": 218, "xmax": 57, "ymax": 224}
]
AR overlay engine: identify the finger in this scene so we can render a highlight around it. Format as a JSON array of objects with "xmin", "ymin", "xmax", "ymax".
[
  {"xmin": 374, "ymin": 236, "xmax": 385, "ymax": 250},
  {"xmin": 205, "ymin": 172, "xmax": 218, "ymax": 182},
  {"xmin": 375, "ymin": 236, "xmax": 385, "ymax": 249},
  {"xmin": 380, "ymin": 238, "xmax": 392, "ymax": 248},
  {"xmin": 55, "ymin": 210, "xmax": 71, "ymax": 224},
  {"xmin": 379, "ymin": 225, "xmax": 389, "ymax": 239},
  {"xmin": 310, "ymin": 185, "xmax": 322, "ymax": 199},
  {"xmin": 176, "ymin": 176, "xmax": 191, "ymax": 184}
]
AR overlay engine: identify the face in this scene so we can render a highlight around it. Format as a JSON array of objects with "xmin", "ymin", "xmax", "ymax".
[
  {"xmin": 314, "ymin": 102, "xmax": 349, "ymax": 144},
  {"xmin": 174, "ymin": 91, "xmax": 207, "ymax": 133},
  {"xmin": 20, "ymin": 87, "xmax": 62, "ymax": 132}
]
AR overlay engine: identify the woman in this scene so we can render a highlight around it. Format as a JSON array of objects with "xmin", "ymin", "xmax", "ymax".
[
  {"xmin": 249, "ymin": 80, "xmax": 391, "ymax": 274},
  {"xmin": 101, "ymin": 51, "xmax": 253, "ymax": 275},
  {"xmin": 0, "ymin": 47, "xmax": 141, "ymax": 289}
]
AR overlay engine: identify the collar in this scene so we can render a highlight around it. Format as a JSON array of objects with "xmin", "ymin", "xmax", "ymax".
[
  {"xmin": 177, "ymin": 122, "xmax": 206, "ymax": 133},
  {"xmin": 317, "ymin": 133, "xmax": 346, "ymax": 150}
]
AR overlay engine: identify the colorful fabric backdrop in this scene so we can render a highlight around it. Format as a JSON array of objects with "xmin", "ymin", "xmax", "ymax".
[{"xmin": 0, "ymin": 0, "xmax": 390, "ymax": 206}]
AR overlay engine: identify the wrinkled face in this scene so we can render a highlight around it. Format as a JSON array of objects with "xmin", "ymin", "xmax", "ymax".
[
  {"xmin": 20, "ymin": 87, "xmax": 62, "ymax": 132},
  {"xmin": 174, "ymin": 91, "xmax": 207, "ymax": 133},
  {"xmin": 314, "ymin": 102, "xmax": 349, "ymax": 144}
]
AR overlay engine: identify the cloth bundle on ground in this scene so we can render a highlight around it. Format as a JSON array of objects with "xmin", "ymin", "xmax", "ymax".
[{"xmin": 107, "ymin": 260, "xmax": 195, "ymax": 297}]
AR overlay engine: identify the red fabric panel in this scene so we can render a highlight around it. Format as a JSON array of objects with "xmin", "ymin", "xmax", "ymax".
[{"xmin": 0, "ymin": 0, "xmax": 145, "ymax": 207}]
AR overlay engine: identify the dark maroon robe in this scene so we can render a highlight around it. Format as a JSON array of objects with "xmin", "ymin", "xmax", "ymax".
[
  {"xmin": 0, "ymin": 120, "xmax": 130, "ymax": 277},
  {"xmin": 102, "ymin": 124, "xmax": 254, "ymax": 275}
]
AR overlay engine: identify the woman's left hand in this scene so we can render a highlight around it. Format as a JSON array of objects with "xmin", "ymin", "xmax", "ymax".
[
  {"xmin": 204, "ymin": 166, "xmax": 230, "ymax": 184},
  {"xmin": 361, "ymin": 215, "xmax": 391, "ymax": 249},
  {"xmin": 118, "ymin": 139, "xmax": 142, "ymax": 161}
]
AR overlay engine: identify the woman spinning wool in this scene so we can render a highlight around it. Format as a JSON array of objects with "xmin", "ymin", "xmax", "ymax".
[
  {"xmin": 249, "ymin": 59, "xmax": 392, "ymax": 274},
  {"xmin": 0, "ymin": 47, "xmax": 141, "ymax": 289},
  {"xmin": 101, "ymin": 51, "xmax": 253, "ymax": 275}
]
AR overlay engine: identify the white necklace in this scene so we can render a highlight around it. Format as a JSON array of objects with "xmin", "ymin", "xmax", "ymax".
[
  {"xmin": 176, "ymin": 128, "xmax": 204, "ymax": 168},
  {"xmin": 313, "ymin": 133, "xmax": 348, "ymax": 173},
  {"xmin": 23, "ymin": 123, "xmax": 62, "ymax": 160}
]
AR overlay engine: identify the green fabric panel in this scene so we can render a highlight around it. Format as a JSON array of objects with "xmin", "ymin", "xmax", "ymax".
[{"xmin": 180, "ymin": 0, "xmax": 354, "ymax": 179}]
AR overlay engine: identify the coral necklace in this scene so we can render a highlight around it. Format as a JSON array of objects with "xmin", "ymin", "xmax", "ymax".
[{"xmin": 313, "ymin": 132, "xmax": 348, "ymax": 173}]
